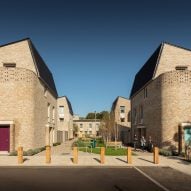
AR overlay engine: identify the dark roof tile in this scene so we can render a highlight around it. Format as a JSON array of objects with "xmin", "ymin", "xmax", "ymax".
[{"xmin": 130, "ymin": 44, "xmax": 163, "ymax": 97}]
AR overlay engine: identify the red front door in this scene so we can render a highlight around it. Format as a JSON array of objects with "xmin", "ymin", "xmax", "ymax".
[{"xmin": 0, "ymin": 126, "xmax": 10, "ymax": 151}]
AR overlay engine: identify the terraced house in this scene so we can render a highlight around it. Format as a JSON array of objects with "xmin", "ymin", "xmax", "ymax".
[
  {"xmin": 0, "ymin": 38, "xmax": 58, "ymax": 153},
  {"xmin": 57, "ymin": 96, "xmax": 74, "ymax": 142},
  {"xmin": 111, "ymin": 96, "xmax": 131, "ymax": 144},
  {"xmin": 130, "ymin": 42, "xmax": 191, "ymax": 152}
]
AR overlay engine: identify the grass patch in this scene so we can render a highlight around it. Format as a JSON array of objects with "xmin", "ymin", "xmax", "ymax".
[{"xmin": 79, "ymin": 147, "xmax": 137, "ymax": 156}]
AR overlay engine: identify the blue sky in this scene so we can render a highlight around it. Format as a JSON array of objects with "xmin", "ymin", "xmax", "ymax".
[{"xmin": 1, "ymin": 0, "xmax": 191, "ymax": 116}]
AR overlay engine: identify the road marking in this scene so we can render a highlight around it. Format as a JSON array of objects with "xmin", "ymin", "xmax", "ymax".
[{"xmin": 134, "ymin": 166, "xmax": 170, "ymax": 191}]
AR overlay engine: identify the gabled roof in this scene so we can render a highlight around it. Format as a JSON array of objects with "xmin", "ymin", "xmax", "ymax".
[
  {"xmin": 58, "ymin": 96, "xmax": 73, "ymax": 115},
  {"xmin": 111, "ymin": 96, "xmax": 129, "ymax": 111},
  {"xmin": 28, "ymin": 40, "xmax": 58, "ymax": 97},
  {"xmin": 0, "ymin": 38, "xmax": 58, "ymax": 97},
  {"xmin": 130, "ymin": 44, "xmax": 163, "ymax": 97}
]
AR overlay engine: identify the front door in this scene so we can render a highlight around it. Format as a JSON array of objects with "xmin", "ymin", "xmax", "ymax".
[
  {"xmin": 0, "ymin": 126, "xmax": 10, "ymax": 151},
  {"xmin": 184, "ymin": 127, "xmax": 191, "ymax": 146}
]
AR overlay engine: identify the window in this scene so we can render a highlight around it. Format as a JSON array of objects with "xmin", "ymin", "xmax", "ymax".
[
  {"xmin": 127, "ymin": 111, "xmax": 131, "ymax": 122},
  {"xmin": 120, "ymin": 118, "xmax": 125, "ymax": 122},
  {"xmin": 144, "ymin": 88, "xmax": 147, "ymax": 98},
  {"xmin": 80, "ymin": 124, "xmax": 83, "ymax": 128},
  {"xmin": 120, "ymin": 106, "xmax": 125, "ymax": 113},
  {"xmin": 175, "ymin": 66, "xmax": 188, "ymax": 70},
  {"xmin": 3, "ymin": 63, "xmax": 16, "ymax": 68},
  {"xmin": 47, "ymin": 103, "xmax": 50, "ymax": 122},
  {"xmin": 139, "ymin": 105, "xmax": 143, "ymax": 123},
  {"xmin": 44, "ymin": 88, "xmax": 47, "ymax": 97},
  {"xmin": 133, "ymin": 108, "xmax": 137, "ymax": 124},
  {"xmin": 60, "ymin": 118, "xmax": 64, "ymax": 122},
  {"xmin": 52, "ymin": 107, "xmax": 55, "ymax": 123},
  {"xmin": 89, "ymin": 131, "xmax": 92, "ymax": 134},
  {"xmin": 89, "ymin": 123, "xmax": 92, "ymax": 128},
  {"xmin": 59, "ymin": 106, "xmax": 64, "ymax": 114}
]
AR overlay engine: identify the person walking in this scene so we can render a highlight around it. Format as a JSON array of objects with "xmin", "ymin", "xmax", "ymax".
[
  {"xmin": 133, "ymin": 134, "xmax": 138, "ymax": 151},
  {"xmin": 148, "ymin": 136, "xmax": 153, "ymax": 152},
  {"xmin": 140, "ymin": 136, "xmax": 146, "ymax": 152}
]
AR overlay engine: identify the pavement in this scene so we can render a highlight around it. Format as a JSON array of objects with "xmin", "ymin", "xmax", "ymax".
[{"xmin": 0, "ymin": 140, "xmax": 191, "ymax": 177}]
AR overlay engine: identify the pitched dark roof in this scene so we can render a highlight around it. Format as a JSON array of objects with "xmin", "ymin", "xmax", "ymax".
[
  {"xmin": 28, "ymin": 40, "xmax": 58, "ymax": 97},
  {"xmin": 59, "ymin": 96, "xmax": 74, "ymax": 115},
  {"xmin": 130, "ymin": 44, "xmax": 163, "ymax": 97}
]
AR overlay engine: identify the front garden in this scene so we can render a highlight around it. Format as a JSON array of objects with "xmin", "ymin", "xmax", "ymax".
[{"xmin": 73, "ymin": 138, "xmax": 136, "ymax": 156}]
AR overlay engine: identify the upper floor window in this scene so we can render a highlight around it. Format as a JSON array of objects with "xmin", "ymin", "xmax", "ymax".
[
  {"xmin": 44, "ymin": 88, "xmax": 47, "ymax": 97},
  {"xmin": 127, "ymin": 111, "xmax": 131, "ymax": 122},
  {"xmin": 3, "ymin": 63, "xmax": 16, "ymax": 68},
  {"xmin": 133, "ymin": 108, "xmax": 137, "ymax": 124},
  {"xmin": 80, "ymin": 124, "xmax": 83, "ymax": 128},
  {"xmin": 139, "ymin": 105, "xmax": 143, "ymax": 123},
  {"xmin": 120, "ymin": 118, "xmax": 125, "ymax": 122},
  {"xmin": 47, "ymin": 103, "xmax": 50, "ymax": 122},
  {"xmin": 144, "ymin": 88, "xmax": 147, "ymax": 99},
  {"xmin": 52, "ymin": 106, "xmax": 55, "ymax": 123},
  {"xmin": 120, "ymin": 106, "xmax": 125, "ymax": 113},
  {"xmin": 89, "ymin": 123, "xmax": 92, "ymax": 128},
  {"xmin": 59, "ymin": 106, "xmax": 64, "ymax": 114},
  {"xmin": 175, "ymin": 66, "xmax": 188, "ymax": 71}
]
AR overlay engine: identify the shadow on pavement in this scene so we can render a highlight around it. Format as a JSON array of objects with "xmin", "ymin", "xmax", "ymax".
[
  {"xmin": 93, "ymin": 158, "xmax": 101, "ymax": 163},
  {"xmin": 138, "ymin": 157, "xmax": 153, "ymax": 164},
  {"xmin": 116, "ymin": 158, "xmax": 127, "ymax": 164}
]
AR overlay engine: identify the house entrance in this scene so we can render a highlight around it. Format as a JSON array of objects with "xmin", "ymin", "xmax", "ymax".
[
  {"xmin": 184, "ymin": 126, "xmax": 191, "ymax": 146},
  {"xmin": 0, "ymin": 125, "xmax": 10, "ymax": 151}
]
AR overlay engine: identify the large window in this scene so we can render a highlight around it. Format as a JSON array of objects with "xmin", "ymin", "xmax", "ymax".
[
  {"xmin": 133, "ymin": 108, "xmax": 137, "ymax": 124},
  {"xmin": 139, "ymin": 105, "xmax": 143, "ymax": 123},
  {"xmin": 144, "ymin": 88, "xmax": 147, "ymax": 98},
  {"xmin": 80, "ymin": 124, "xmax": 83, "ymax": 128},
  {"xmin": 120, "ymin": 106, "xmax": 125, "ymax": 113},
  {"xmin": 52, "ymin": 106, "xmax": 55, "ymax": 123},
  {"xmin": 59, "ymin": 106, "xmax": 64, "ymax": 114},
  {"xmin": 89, "ymin": 123, "xmax": 92, "ymax": 128},
  {"xmin": 48, "ymin": 103, "xmax": 50, "ymax": 122}
]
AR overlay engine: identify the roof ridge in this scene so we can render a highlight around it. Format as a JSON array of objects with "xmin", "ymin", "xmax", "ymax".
[
  {"xmin": 0, "ymin": 38, "xmax": 30, "ymax": 48},
  {"xmin": 163, "ymin": 41, "xmax": 191, "ymax": 52}
]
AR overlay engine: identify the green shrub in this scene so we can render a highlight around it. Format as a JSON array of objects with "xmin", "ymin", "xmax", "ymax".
[
  {"xmin": 26, "ymin": 149, "xmax": 35, "ymax": 156},
  {"xmin": 53, "ymin": 142, "xmax": 61, "ymax": 146},
  {"xmin": 159, "ymin": 149, "xmax": 172, "ymax": 156},
  {"xmin": 9, "ymin": 151, "xmax": 17, "ymax": 156}
]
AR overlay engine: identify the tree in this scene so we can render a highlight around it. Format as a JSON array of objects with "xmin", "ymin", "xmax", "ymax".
[
  {"xmin": 86, "ymin": 111, "xmax": 109, "ymax": 120},
  {"xmin": 99, "ymin": 111, "xmax": 115, "ymax": 143},
  {"xmin": 73, "ymin": 124, "xmax": 79, "ymax": 137}
]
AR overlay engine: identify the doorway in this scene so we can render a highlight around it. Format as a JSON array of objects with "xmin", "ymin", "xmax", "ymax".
[{"xmin": 0, "ymin": 126, "xmax": 10, "ymax": 151}]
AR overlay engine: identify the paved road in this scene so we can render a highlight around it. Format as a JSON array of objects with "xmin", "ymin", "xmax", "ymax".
[{"xmin": 0, "ymin": 167, "xmax": 190, "ymax": 191}]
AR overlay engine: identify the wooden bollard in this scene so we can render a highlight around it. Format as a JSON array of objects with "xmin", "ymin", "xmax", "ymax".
[
  {"xmin": 73, "ymin": 147, "xmax": 78, "ymax": 164},
  {"xmin": 17, "ymin": 147, "xmax": 23, "ymax": 164},
  {"xmin": 46, "ymin": 146, "xmax": 51, "ymax": 164},
  {"xmin": 127, "ymin": 147, "xmax": 132, "ymax": 164},
  {"xmin": 153, "ymin": 147, "xmax": 159, "ymax": 164},
  {"xmin": 100, "ymin": 147, "xmax": 105, "ymax": 164}
]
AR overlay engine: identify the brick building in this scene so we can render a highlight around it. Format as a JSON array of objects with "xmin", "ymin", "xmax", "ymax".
[
  {"xmin": 57, "ymin": 96, "xmax": 74, "ymax": 142},
  {"xmin": 0, "ymin": 38, "xmax": 58, "ymax": 153},
  {"xmin": 73, "ymin": 118, "xmax": 100, "ymax": 138},
  {"xmin": 130, "ymin": 42, "xmax": 191, "ymax": 151},
  {"xmin": 111, "ymin": 96, "xmax": 131, "ymax": 144}
]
